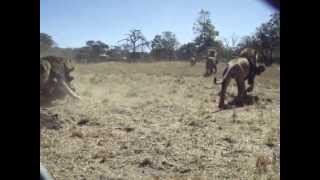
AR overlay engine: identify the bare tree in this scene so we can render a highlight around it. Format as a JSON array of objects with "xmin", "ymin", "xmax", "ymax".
[
  {"xmin": 230, "ymin": 33, "xmax": 239, "ymax": 49},
  {"xmin": 222, "ymin": 37, "xmax": 230, "ymax": 49},
  {"xmin": 223, "ymin": 34, "xmax": 238, "ymax": 51},
  {"xmin": 118, "ymin": 29, "xmax": 149, "ymax": 62}
]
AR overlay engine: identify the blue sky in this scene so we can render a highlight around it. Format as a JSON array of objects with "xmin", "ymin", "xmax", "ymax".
[{"xmin": 40, "ymin": 0, "xmax": 277, "ymax": 48}]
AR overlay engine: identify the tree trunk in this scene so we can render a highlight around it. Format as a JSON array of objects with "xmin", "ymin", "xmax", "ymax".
[
  {"xmin": 270, "ymin": 48, "xmax": 273, "ymax": 65},
  {"xmin": 266, "ymin": 48, "xmax": 273, "ymax": 66},
  {"xmin": 132, "ymin": 43, "xmax": 136, "ymax": 63}
]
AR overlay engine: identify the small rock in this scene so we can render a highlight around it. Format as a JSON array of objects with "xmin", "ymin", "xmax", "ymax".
[
  {"xmin": 124, "ymin": 127, "xmax": 134, "ymax": 132},
  {"xmin": 99, "ymin": 157, "xmax": 106, "ymax": 163},
  {"xmin": 139, "ymin": 158, "xmax": 153, "ymax": 167},
  {"xmin": 134, "ymin": 149, "xmax": 143, "ymax": 154},
  {"xmin": 162, "ymin": 161, "xmax": 174, "ymax": 167},
  {"xmin": 77, "ymin": 119, "xmax": 89, "ymax": 126},
  {"xmin": 70, "ymin": 130, "xmax": 84, "ymax": 138},
  {"xmin": 266, "ymin": 98, "xmax": 272, "ymax": 103},
  {"xmin": 166, "ymin": 141, "xmax": 171, "ymax": 147},
  {"xmin": 188, "ymin": 121, "xmax": 197, "ymax": 126},
  {"xmin": 179, "ymin": 168, "xmax": 191, "ymax": 173},
  {"xmin": 97, "ymin": 139, "xmax": 104, "ymax": 146},
  {"xmin": 222, "ymin": 136, "xmax": 236, "ymax": 144},
  {"xmin": 120, "ymin": 145, "xmax": 128, "ymax": 150}
]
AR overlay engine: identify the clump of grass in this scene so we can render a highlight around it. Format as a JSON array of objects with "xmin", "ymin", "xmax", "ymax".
[
  {"xmin": 89, "ymin": 75, "xmax": 102, "ymax": 84},
  {"xmin": 126, "ymin": 91, "xmax": 138, "ymax": 97},
  {"xmin": 82, "ymin": 90, "xmax": 92, "ymax": 97},
  {"xmin": 267, "ymin": 175, "xmax": 280, "ymax": 180},
  {"xmin": 77, "ymin": 119, "xmax": 89, "ymax": 126},
  {"xmin": 169, "ymin": 89, "xmax": 177, "ymax": 94},
  {"xmin": 174, "ymin": 77, "xmax": 185, "ymax": 84},
  {"xmin": 222, "ymin": 136, "xmax": 236, "ymax": 144},
  {"xmin": 264, "ymin": 128, "xmax": 278, "ymax": 148},
  {"xmin": 250, "ymin": 125, "xmax": 262, "ymax": 132},
  {"xmin": 101, "ymin": 98, "xmax": 109, "ymax": 104},
  {"xmin": 139, "ymin": 158, "xmax": 153, "ymax": 167},
  {"xmin": 70, "ymin": 129, "xmax": 84, "ymax": 138},
  {"xmin": 255, "ymin": 154, "xmax": 272, "ymax": 173},
  {"xmin": 232, "ymin": 108, "xmax": 237, "ymax": 123}
]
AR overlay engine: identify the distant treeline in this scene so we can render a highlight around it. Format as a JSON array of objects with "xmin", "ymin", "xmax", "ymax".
[{"xmin": 40, "ymin": 10, "xmax": 279, "ymax": 65}]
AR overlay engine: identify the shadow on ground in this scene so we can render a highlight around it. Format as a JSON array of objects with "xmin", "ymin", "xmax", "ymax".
[{"xmin": 222, "ymin": 95, "xmax": 260, "ymax": 110}]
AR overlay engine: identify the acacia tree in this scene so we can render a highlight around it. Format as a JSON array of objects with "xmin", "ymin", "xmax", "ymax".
[
  {"xmin": 40, "ymin": 33, "xmax": 55, "ymax": 54},
  {"xmin": 176, "ymin": 42, "xmax": 197, "ymax": 60},
  {"xmin": 161, "ymin": 31, "xmax": 179, "ymax": 60},
  {"xmin": 85, "ymin": 40, "xmax": 109, "ymax": 61},
  {"xmin": 74, "ymin": 46, "xmax": 91, "ymax": 63},
  {"xmin": 150, "ymin": 31, "xmax": 179, "ymax": 60},
  {"xmin": 108, "ymin": 46, "xmax": 124, "ymax": 59},
  {"xmin": 72, "ymin": 40, "xmax": 109, "ymax": 63},
  {"xmin": 151, "ymin": 35, "xmax": 163, "ymax": 59},
  {"xmin": 118, "ymin": 29, "xmax": 149, "ymax": 62},
  {"xmin": 193, "ymin": 9, "xmax": 219, "ymax": 56}
]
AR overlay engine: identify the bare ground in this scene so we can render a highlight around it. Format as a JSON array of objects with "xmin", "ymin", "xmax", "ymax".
[{"xmin": 40, "ymin": 61, "xmax": 280, "ymax": 180}]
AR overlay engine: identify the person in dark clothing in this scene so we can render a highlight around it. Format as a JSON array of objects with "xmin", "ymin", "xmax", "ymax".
[
  {"xmin": 203, "ymin": 49, "xmax": 218, "ymax": 77},
  {"xmin": 246, "ymin": 56, "xmax": 257, "ymax": 92},
  {"xmin": 239, "ymin": 48, "xmax": 260, "ymax": 92}
]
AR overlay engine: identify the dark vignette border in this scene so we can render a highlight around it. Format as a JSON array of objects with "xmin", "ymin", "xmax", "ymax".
[{"xmin": 1, "ymin": 0, "xmax": 39, "ymax": 179}]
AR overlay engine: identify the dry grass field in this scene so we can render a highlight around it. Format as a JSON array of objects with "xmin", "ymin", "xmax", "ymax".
[{"xmin": 40, "ymin": 61, "xmax": 280, "ymax": 180}]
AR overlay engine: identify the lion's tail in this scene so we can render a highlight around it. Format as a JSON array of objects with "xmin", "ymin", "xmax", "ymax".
[{"xmin": 214, "ymin": 65, "xmax": 230, "ymax": 85}]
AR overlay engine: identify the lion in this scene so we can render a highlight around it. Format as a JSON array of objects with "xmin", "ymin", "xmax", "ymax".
[
  {"xmin": 214, "ymin": 57, "xmax": 265, "ymax": 109},
  {"xmin": 238, "ymin": 47, "xmax": 269, "ymax": 92},
  {"xmin": 40, "ymin": 56, "xmax": 81, "ymax": 101}
]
